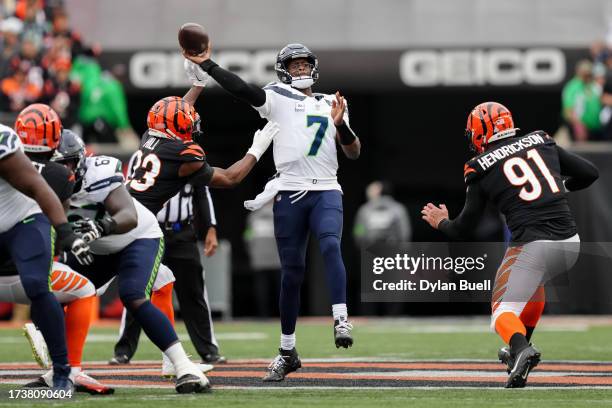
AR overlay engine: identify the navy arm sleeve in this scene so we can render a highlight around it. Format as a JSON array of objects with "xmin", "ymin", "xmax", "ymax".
[
  {"xmin": 438, "ymin": 182, "xmax": 487, "ymax": 240},
  {"xmin": 556, "ymin": 146, "xmax": 599, "ymax": 191},
  {"xmin": 199, "ymin": 60, "xmax": 266, "ymax": 107}
]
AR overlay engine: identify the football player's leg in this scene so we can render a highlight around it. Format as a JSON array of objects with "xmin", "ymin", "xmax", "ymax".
[
  {"xmin": 491, "ymin": 244, "xmax": 545, "ymax": 387},
  {"xmin": 7, "ymin": 215, "xmax": 70, "ymax": 385},
  {"xmin": 309, "ymin": 191, "xmax": 352, "ymax": 348},
  {"xmin": 116, "ymin": 238, "xmax": 208, "ymax": 392},
  {"xmin": 519, "ymin": 286, "xmax": 545, "ymax": 342},
  {"xmin": 274, "ymin": 192, "xmax": 310, "ymax": 345},
  {"xmin": 310, "ymin": 190, "xmax": 346, "ymax": 306},
  {"xmin": 151, "ymin": 263, "xmax": 175, "ymax": 325}
]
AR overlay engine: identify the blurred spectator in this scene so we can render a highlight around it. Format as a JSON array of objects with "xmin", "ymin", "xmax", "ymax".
[
  {"xmin": 50, "ymin": 7, "xmax": 98, "ymax": 58},
  {"xmin": 41, "ymin": 56, "xmax": 79, "ymax": 127},
  {"xmin": 18, "ymin": 0, "xmax": 47, "ymax": 43},
  {"xmin": 562, "ymin": 59, "xmax": 603, "ymax": 141},
  {"xmin": 0, "ymin": 59, "xmax": 42, "ymax": 111},
  {"xmin": 353, "ymin": 181, "xmax": 411, "ymax": 249},
  {"xmin": 601, "ymin": 54, "xmax": 612, "ymax": 141},
  {"xmin": 71, "ymin": 56, "xmax": 138, "ymax": 147},
  {"xmin": 0, "ymin": 17, "xmax": 23, "ymax": 78}
]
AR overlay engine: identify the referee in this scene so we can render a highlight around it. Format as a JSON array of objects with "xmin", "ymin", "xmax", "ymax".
[{"xmin": 110, "ymin": 183, "xmax": 226, "ymax": 365}]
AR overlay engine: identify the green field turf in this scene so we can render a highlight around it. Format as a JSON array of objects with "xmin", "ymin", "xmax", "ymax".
[{"xmin": 0, "ymin": 317, "xmax": 611, "ymax": 407}]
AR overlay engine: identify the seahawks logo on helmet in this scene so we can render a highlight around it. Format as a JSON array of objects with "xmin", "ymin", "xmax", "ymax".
[{"xmin": 275, "ymin": 43, "xmax": 319, "ymax": 89}]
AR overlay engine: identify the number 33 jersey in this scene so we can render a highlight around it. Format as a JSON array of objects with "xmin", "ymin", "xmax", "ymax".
[
  {"xmin": 463, "ymin": 131, "xmax": 576, "ymax": 242},
  {"xmin": 254, "ymin": 82, "xmax": 350, "ymax": 191},
  {"xmin": 127, "ymin": 132, "xmax": 214, "ymax": 214},
  {"xmin": 70, "ymin": 155, "xmax": 162, "ymax": 254}
]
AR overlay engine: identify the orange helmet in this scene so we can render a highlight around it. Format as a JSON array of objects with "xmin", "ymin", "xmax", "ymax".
[
  {"xmin": 14, "ymin": 103, "xmax": 62, "ymax": 153},
  {"xmin": 147, "ymin": 96, "xmax": 195, "ymax": 141},
  {"xmin": 465, "ymin": 102, "xmax": 517, "ymax": 153}
]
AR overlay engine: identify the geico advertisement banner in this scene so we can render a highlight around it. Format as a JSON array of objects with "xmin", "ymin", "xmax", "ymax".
[{"xmin": 97, "ymin": 48, "xmax": 589, "ymax": 93}]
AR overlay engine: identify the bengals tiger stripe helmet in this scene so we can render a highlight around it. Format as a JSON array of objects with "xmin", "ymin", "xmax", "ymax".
[
  {"xmin": 465, "ymin": 102, "xmax": 517, "ymax": 154},
  {"xmin": 14, "ymin": 103, "xmax": 62, "ymax": 153},
  {"xmin": 147, "ymin": 96, "xmax": 195, "ymax": 142}
]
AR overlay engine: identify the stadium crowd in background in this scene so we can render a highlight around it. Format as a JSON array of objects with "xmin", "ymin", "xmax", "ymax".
[
  {"xmin": 562, "ymin": 36, "xmax": 612, "ymax": 142},
  {"xmin": 0, "ymin": 0, "xmax": 138, "ymax": 148}
]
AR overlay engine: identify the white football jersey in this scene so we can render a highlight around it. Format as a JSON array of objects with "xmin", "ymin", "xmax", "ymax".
[
  {"xmin": 254, "ymin": 82, "xmax": 350, "ymax": 191},
  {"xmin": 0, "ymin": 124, "xmax": 41, "ymax": 233},
  {"xmin": 69, "ymin": 155, "xmax": 162, "ymax": 254}
]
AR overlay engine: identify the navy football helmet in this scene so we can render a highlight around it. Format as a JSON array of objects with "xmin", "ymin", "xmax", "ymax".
[
  {"xmin": 275, "ymin": 43, "xmax": 319, "ymax": 89},
  {"xmin": 52, "ymin": 129, "xmax": 87, "ymax": 182}
]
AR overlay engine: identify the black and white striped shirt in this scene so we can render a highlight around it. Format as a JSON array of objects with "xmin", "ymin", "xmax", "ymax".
[{"xmin": 157, "ymin": 184, "xmax": 217, "ymax": 228}]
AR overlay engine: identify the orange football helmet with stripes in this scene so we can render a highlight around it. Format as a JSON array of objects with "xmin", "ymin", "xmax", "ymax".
[
  {"xmin": 147, "ymin": 96, "xmax": 196, "ymax": 142},
  {"xmin": 14, "ymin": 103, "xmax": 62, "ymax": 153},
  {"xmin": 465, "ymin": 102, "xmax": 517, "ymax": 154}
]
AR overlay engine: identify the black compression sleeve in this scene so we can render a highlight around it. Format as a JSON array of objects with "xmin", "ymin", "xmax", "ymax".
[
  {"xmin": 336, "ymin": 121, "xmax": 357, "ymax": 145},
  {"xmin": 189, "ymin": 162, "xmax": 214, "ymax": 187},
  {"xmin": 193, "ymin": 185, "xmax": 215, "ymax": 229},
  {"xmin": 556, "ymin": 146, "xmax": 599, "ymax": 191},
  {"xmin": 199, "ymin": 60, "xmax": 266, "ymax": 107},
  {"xmin": 438, "ymin": 183, "xmax": 487, "ymax": 240}
]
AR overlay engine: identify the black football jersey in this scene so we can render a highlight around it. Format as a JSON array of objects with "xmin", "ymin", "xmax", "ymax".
[
  {"xmin": 463, "ymin": 131, "xmax": 576, "ymax": 242},
  {"xmin": 127, "ymin": 131, "xmax": 214, "ymax": 214},
  {"xmin": 31, "ymin": 158, "xmax": 75, "ymax": 203}
]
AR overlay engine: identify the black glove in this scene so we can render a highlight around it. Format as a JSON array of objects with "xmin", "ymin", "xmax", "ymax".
[
  {"xmin": 73, "ymin": 216, "xmax": 117, "ymax": 243},
  {"xmin": 55, "ymin": 223, "xmax": 93, "ymax": 266}
]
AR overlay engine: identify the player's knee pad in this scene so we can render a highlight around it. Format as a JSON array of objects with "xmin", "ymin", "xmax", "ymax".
[
  {"xmin": 280, "ymin": 248, "xmax": 305, "ymax": 289},
  {"xmin": 118, "ymin": 282, "xmax": 146, "ymax": 308},
  {"xmin": 279, "ymin": 247, "xmax": 305, "ymax": 270},
  {"xmin": 122, "ymin": 297, "xmax": 148, "ymax": 313},
  {"xmin": 152, "ymin": 263, "xmax": 176, "ymax": 292},
  {"xmin": 490, "ymin": 302, "xmax": 525, "ymax": 331},
  {"xmin": 318, "ymin": 235, "xmax": 341, "ymax": 259},
  {"xmin": 19, "ymin": 274, "xmax": 50, "ymax": 300}
]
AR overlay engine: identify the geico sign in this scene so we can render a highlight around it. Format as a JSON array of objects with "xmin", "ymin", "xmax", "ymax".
[
  {"xmin": 129, "ymin": 50, "xmax": 277, "ymax": 89},
  {"xmin": 399, "ymin": 49, "xmax": 566, "ymax": 86}
]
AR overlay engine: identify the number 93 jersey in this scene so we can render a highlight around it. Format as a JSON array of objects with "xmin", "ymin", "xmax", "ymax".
[
  {"xmin": 254, "ymin": 82, "xmax": 349, "ymax": 191},
  {"xmin": 69, "ymin": 155, "xmax": 162, "ymax": 254},
  {"xmin": 126, "ymin": 132, "xmax": 213, "ymax": 214},
  {"xmin": 463, "ymin": 131, "xmax": 576, "ymax": 242}
]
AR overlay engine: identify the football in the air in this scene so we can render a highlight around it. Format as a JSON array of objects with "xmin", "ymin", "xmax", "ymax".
[{"xmin": 178, "ymin": 23, "xmax": 209, "ymax": 56}]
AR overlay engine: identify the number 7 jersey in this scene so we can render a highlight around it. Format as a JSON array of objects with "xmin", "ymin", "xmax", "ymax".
[
  {"xmin": 463, "ymin": 130, "xmax": 576, "ymax": 242},
  {"xmin": 254, "ymin": 82, "xmax": 350, "ymax": 191}
]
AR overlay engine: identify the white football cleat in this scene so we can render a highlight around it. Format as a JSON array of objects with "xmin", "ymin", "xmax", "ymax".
[
  {"xmin": 23, "ymin": 323, "xmax": 51, "ymax": 369},
  {"xmin": 161, "ymin": 354, "xmax": 213, "ymax": 378},
  {"xmin": 174, "ymin": 362, "xmax": 211, "ymax": 394}
]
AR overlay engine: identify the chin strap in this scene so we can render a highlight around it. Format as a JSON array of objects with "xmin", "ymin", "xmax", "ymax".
[{"xmin": 291, "ymin": 76, "xmax": 314, "ymax": 89}]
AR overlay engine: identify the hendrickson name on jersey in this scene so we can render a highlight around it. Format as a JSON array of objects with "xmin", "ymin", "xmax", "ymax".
[{"xmin": 476, "ymin": 134, "xmax": 546, "ymax": 171}]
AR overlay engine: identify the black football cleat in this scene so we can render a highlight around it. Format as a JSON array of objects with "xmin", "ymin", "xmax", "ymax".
[
  {"xmin": 262, "ymin": 348, "xmax": 302, "ymax": 382},
  {"xmin": 334, "ymin": 318, "xmax": 354, "ymax": 349},
  {"xmin": 175, "ymin": 374, "xmax": 211, "ymax": 394},
  {"xmin": 108, "ymin": 354, "xmax": 130, "ymax": 365},
  {"xmin": 202, "ymin": 353, "xmax": 227, "ymax": 364},
  {"xmin": 505, "ymin": 345, "xmax": 541, "ymax": 388},
  {"xmin": 498, "ymin": 346, "xmax": 514, "ymax": 374},
  {"xmin": 24, "ymin": 376, "xmax": 50, "ymax": 388}
]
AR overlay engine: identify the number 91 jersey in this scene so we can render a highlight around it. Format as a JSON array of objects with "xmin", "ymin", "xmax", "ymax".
[
  {"xmin": 254, "ymin": 82, "xmax": 349, "ymax": 191},
  {"xmin": 127, "ymin": 132, "xmax": 213, "ymax": 214},
  {"xmin": 463, "ymin": 131, "xmax": 576, "ymax": 242}
]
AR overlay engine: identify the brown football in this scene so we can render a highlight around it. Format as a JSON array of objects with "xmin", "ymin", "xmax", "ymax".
[{"xmin": 178, "ymin": 23, "xmax": 209, "ymax": 56}]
